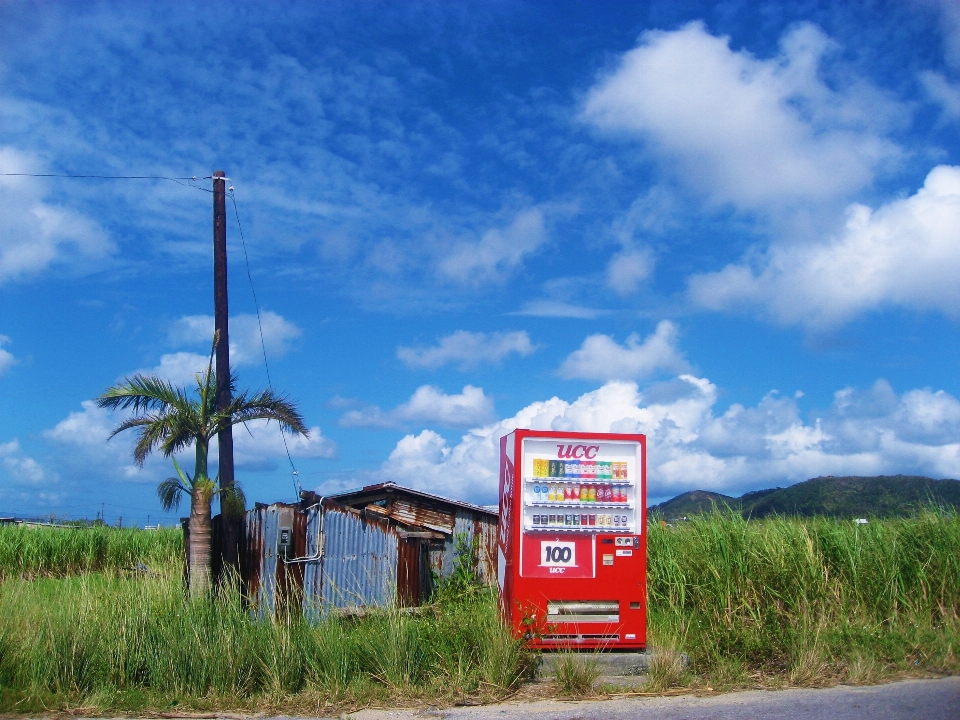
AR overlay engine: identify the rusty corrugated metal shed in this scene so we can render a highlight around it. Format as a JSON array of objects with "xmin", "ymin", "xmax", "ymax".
[{"xmin": 227, "ymin": 484, "xmax": 499, "ymax": 620}]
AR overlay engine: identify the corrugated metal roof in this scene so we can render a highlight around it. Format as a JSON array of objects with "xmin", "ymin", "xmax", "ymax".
[{"xmin": 329, "ymin": 482, "xmax": 498, "ymax": 519}]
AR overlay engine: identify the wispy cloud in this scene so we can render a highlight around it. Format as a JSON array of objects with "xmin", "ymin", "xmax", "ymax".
[
  {"xmin": 397, "ymin": 330, "xmax": 537, "ymax": 370},
  {"xmin": 340, "ymin": 385, "xmax": 495, "ymax": 429},
  {"xmin": 513, "ymin": 300, "xmax": 608, "ymax": 319},
  {"xmin": 0, "ymin": 335, "xmax": 16, "ymax": 376},
  {"xmin": 0, "ymin": 148, "xmax": 113, "ymax": 283}
]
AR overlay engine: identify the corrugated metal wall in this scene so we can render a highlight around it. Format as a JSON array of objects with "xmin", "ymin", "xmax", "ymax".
[
  {"xmin": 313, "ymin": 503, "xmax": 399, "ymax": 617},
  {"xmin": 236, "ymin": 498, "xmax": 496, "ymax": 620},
  {"xmin": 429, "ymin": 509, "xmax": 499, "ymax": 584}
]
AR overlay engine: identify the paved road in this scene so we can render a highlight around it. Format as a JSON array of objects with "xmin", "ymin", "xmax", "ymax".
[{"xmin": 332, "ymin": 677, "xmax": 960, "ymax": 720}]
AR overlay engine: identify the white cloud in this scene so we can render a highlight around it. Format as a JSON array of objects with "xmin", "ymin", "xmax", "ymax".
[
  {"xmin": 397, "ymin": 330, "xmax": 537, "ymax": 370},
  {"xmin": 606, "ymin": 248, "xmax": 654, "ymax": 296},
  {"xmin": 689, "ymin": 165, "xmax": 960, "ymax": 326},
  {"xmin": 233, "ymin": 419, "xmax": 337, "ymax": 471},
  {"xmin": 169, "ymin": 311, "xmax": 302, "ymax": 366},
  {"xmin": 340, "ymin": 384, "xmax": 495, "ymax": 429},
  {"xmin": 0, "ymin": 148, "xmax": 113, "ymax": 283},
  {"xmin": 920, "ymin": 71, "xmax": 960, "ymax": 120},
  {"xmin": 513, "ymin": 300, "xmax": 607, "ymax": 319},
  {"xmin": 0, "ymin": 438, "xmax": 52, "ymax": 485},
  {"xmin": 129, "ymin": 311, "xmax": 302, "ymax": 386},
  {"xmin": 132, "ymin": 351, "xmax": 211, "ymax": 386},
  {"xmin": 46, "ymin": 398, "xmax": 335, "ymax": 480},
  {"xmin": 558, "ymin": 321, "xmax": 689, "ymax": 381},
  {"xmin": 438, "ymin": 208, "xmax": 547, "ymax": 284},
  {"xmin": 583, "ymin": 22, "xmax": 901, "ymax": 211},
  {"xmin": 366, "ymin": 376, "xmax": 960, "ymax": 505},
  {"xmin": 928, "ymin": 0, "xmax": 960, "ymax": 70},
  {"xmin": 0, "ymin": 335, "xmax": 16, "ymax": 376}
]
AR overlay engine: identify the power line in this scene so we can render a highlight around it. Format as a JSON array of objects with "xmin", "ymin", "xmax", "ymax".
[
  {"xmin": 0, "ymin": 172, "xmax": 214, "ymax": 193},
  {"xmin": 0, "ymin": 173, "xmax": 211, "ymax": 180},
  {"xmin": 227, "ymin": 188, "xmax": 302, "ymax": 499}
]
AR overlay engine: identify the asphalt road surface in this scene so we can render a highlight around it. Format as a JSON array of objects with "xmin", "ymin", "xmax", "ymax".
[{"xmin": 328, "ymin": 677, "xmax": 960, "ymax": 720}]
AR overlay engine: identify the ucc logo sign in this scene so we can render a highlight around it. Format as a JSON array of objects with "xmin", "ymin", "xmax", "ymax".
[{"xmin": 556, "ymin": 444, "xmax": 600, "ymax": 459}]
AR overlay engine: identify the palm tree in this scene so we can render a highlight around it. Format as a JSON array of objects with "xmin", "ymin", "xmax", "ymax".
[{"xmin": 97, "ymin": 345, "xmax": 308, "ymax": 595}]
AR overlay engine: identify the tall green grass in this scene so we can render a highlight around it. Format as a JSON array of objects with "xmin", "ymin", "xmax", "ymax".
[
  {"xmin": 0, "ymin": 525, "xmax": 181, "ymax": 577},
  {"xmin": 0, "ymin": 513, "xmax": 957, "ymax": 712},
  {"xmin": 0, "ymin": 574, "xmax": 526, "ymax": 712},
  {"xmin": 647, "ymin": 509, "xmax": 960, "ymax": 685}
]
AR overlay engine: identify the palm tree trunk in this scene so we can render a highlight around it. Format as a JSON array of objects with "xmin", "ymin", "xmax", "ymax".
[{"xmin": 188, "ymin": 484, "xmax": 213, "ymax": 596}]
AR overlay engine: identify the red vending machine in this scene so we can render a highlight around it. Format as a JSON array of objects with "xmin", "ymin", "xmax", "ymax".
[{"xmin": 498, "ymin": 429, "xmax": 647, "ymax": 650}]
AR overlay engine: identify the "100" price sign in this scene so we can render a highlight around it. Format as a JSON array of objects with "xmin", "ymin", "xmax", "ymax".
[{"xmin": 541, "ymin": 540, "xmax": 576, "ymax": 569}]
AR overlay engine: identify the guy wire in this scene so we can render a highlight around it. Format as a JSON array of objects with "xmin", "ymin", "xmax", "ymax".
[{"xmin": 227, "ymin": 188, "xmax": 302, "ymax": 497}]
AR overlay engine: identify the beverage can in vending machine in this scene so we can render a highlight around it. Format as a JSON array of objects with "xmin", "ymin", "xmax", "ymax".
[
  {"xmin": 588, "ymin": 513, "xmax": 596, "ymax": 526},
  {"xmin": 580, "ymin": 514, "xmax": 588, "ymax": 526},
  {"xmin": 588, "ymin": 485, "xmax": 597, "ymax": 502}
]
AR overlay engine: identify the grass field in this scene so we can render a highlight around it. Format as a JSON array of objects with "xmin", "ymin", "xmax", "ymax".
[{"xmin": 0, "ymin": 511, "xmax": 957, "ymax": 712}]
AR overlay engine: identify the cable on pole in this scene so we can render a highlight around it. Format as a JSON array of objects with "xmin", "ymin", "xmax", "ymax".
[{"xmin": 227, "ymin": 186, "xmax": 303, "ymax": 499}]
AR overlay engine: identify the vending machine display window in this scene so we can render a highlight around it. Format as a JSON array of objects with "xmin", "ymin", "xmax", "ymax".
[{"xmin": 497, "ymin": 430, "xmax": 646, "ymax": 650}]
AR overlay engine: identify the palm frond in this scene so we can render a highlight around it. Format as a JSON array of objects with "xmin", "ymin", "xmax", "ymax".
[
  {"xmin": 218, "ymin": 482, "xmax": 246, "ymax": 515},
  {"xmin": 96, "ymin": 374, "xmax": 191, "ymax": 414},
  {"xmin": 130, "ymin": 411, "xmax": 185, "ymax": 466},
  {"xmin": 222, "ymin": 388, "xmax": 309, "ymax": 437},
  {"xmin": 157, "ymin": 477, "xmax": 187, "ymax": 511}
]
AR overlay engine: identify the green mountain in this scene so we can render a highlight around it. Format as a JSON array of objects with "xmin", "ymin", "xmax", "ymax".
[
  {"xmin": 647, "ymin": 489, "xmax": 738, "ymax": 519},
  {"xmin": 649, "ymin": 475, "xmax": 960, "ymax": 520}
]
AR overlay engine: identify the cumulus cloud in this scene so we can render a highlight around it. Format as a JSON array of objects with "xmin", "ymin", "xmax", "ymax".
[
  {"xmin": 0, "ymin": 148, "xmax": 113, "ymax": 283},
  {"xmin": 0, "ymin": 335, "xmax": 16, "ymax": 376},
  {"xmin": 169, "ymin": 311, "xmax": 302, "ymax": 365},
  {"xmin": 583, "ymin": 22, "xmax": 901, "ymax": 211},
  {"xmin": 558, "ymin": 321, "xmax": 689, "ymax": 381},
  {"xmin": 233, "ymin": 419, "xmax": 337, "ymax": 471},
  {"xmin": 46, "ymin": 399, "xmax": 336, "ymax": 479},
  {"xmin": 125, "ymin": 311, "xmax": 303, "ymax": 385},
  {"xmin": 366, "ymin": 377, "xmax": 960, "ymax": 504},
  {"xmin": 688, "ymin": 165, "xmax": 960, "ymax": 326},
  {"xmin": 0, "ymin": 438, "xmax": 52, "ymax": 485},
  {"xmin": 397, "ymin": 330, "xmax": 537, "ymax": 370},
  {"xmin": 340, "ymin": 385, "xmax": 495, "ymax": 429},
  {"xmin": 438, "ymin": 208, "xmax": 547, "ymax": 284}
]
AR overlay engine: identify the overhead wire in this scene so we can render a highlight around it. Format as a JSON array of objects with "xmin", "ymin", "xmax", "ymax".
[
  {"xmin": 0, "ymin": 172, "xmax": 212, "ymax": 180},
  {"xmin": 226, "ymin": 185, "xmax": 303, "ymax": 499}
]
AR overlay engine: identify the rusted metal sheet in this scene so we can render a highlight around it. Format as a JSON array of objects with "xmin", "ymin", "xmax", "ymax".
[
  {"xmin": 427, "ymin": 510, "xmax": 498, "ymax": 585},
  {"xmin": 301, "ymin": 502, "xmax": 324, "ymax": 620},
  {"xmin": 317, "ymin": 503, "xmax": 399, "ymax": 613},
  {"xmin": 388, "ymin": 498, "xmax": 456, "ymax": 535},
  {"xmin": 240, "ymin": 503, "xmax": 305, "ymax": 619}
]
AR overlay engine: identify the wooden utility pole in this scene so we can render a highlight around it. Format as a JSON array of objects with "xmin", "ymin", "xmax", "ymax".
[{"xmin": 213, "ymin": 170, "xmax": 235, "ymax": 493}]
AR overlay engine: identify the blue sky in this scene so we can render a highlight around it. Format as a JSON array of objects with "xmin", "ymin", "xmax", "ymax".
[{"xmin": 2, "ymin": 0, "xmax": 960, "ymax": 524}]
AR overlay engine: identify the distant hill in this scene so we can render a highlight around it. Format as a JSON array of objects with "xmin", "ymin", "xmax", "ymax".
[
  {"xmin": 648, "ymin": 490, "xmax": 737, "ymax": 519},
  {"xmin": 649, "ymin": 475, "xmax": 960, "ymax": 520}
]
